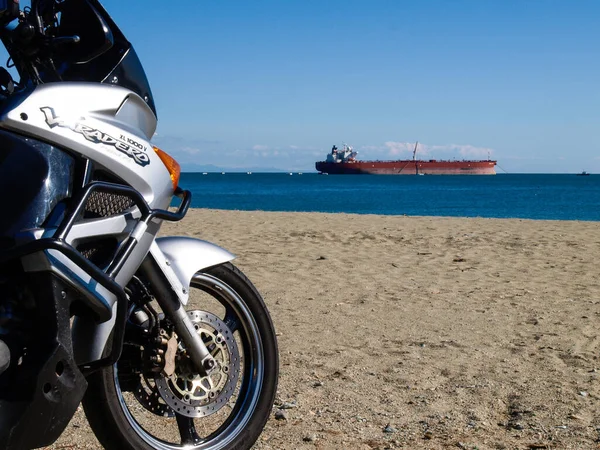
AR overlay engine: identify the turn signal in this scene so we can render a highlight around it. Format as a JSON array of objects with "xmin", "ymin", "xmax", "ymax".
[{"xmin": 153, "ymin": 146, "xmax": 181, "ymax": 191}]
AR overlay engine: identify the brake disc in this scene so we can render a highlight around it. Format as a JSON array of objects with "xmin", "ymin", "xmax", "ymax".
[
  {"xmin": 155, "ymin": 310, "xmax": 241, "ymax": 418},
  {"xmin": 118, "ymin": 341, "xmax": 173, "ymax": 418},
  {"xmin": 132, "ymin": 376, "xmax": 174, "ymax": 418}
]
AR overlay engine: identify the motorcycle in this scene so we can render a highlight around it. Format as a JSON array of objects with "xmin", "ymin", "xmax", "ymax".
[{"xmin": 0, "ymin": 1, "xmax": 279, "ymax": 449}]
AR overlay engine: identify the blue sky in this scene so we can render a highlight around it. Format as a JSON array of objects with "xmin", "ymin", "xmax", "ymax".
[{"xmin": 22, "ymin": 1, "xmax": 600, "ymax": 172}]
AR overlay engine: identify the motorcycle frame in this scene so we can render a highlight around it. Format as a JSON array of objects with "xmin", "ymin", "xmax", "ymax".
[
  {"xmin": 0, "ymin": 1, "xmax": 237, "ymax": 448},
  {"xmin": 0, "ymin": 80, "xmax": 238, "ymax": 365},
  {"xmin": 0, "ymin": 87, "xmax": 237, "ymax": 449}
]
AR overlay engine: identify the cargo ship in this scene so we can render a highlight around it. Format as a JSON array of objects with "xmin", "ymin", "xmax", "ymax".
[{"xmin": 315, "ymin": 143, "xmax": 497, "ymax": 175}]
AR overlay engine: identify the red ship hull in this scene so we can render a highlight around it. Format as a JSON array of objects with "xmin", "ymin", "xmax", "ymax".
[{"xmin": 315, "ymin": 159, "xmax": 497, "ymax": 175}]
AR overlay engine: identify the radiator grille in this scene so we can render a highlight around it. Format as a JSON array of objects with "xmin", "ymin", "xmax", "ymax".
[
  {"xmin": 84, "ymin": 191, "xmax": 134, "ymax": 219},
  {"xmin": 77, "ymin": 238, "xmax": 119, "ymax": 269}
]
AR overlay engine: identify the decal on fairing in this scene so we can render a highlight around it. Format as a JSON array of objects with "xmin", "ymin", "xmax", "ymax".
[{"xmin": 39, "ymin": 107, "xmax": 150, "ymax": 166}]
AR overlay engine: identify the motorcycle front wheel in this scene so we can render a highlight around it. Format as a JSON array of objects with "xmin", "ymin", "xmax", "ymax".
[{"xmin": 83, "ymin": 263, "xmax": 279, "ymax": 450}]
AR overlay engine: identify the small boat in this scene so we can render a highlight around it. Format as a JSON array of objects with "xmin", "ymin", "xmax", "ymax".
[
  {"xmin": 577, "ymin": 171, "xmax": 591, "ymax": 176},
  {"xmin": 247, "ymin": 171, "xmax": 252, "ymax": 175},
  {"xmin": 202, "ymin": 172, "xmax": 208, "ymax": 175}
]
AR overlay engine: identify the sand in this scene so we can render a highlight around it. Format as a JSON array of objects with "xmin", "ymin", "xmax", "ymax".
[{"xmin": 49, "ymin": 209, "xmax": 600, "ymax": 449}]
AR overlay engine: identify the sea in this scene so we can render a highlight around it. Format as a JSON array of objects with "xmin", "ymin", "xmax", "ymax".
[{"xmin": 179, "ymin": 173, "xmax": 600, "ymax": 221}]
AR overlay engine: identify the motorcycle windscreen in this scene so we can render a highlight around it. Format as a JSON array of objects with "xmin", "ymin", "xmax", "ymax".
[
  {"xmin": 55, "ymin": 0, "xmax": 157, "ymax": 116},
  {"xmin": 0, "ymin": 130, "xmax": 74, "ymax": 242}
]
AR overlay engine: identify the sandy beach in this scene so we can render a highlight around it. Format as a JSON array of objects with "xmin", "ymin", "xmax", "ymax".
[{"xmin": 50, "ymin": 209, "xmax": 600, "ymax": 449}]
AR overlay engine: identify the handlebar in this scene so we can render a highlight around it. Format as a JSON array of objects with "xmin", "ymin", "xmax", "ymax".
[{"xmin": 0, "ymin": 0, "xmax": 18, "ymax": 27}]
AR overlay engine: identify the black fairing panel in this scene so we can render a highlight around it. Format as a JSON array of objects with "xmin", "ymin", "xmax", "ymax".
[
  {"xmin": 104, "ymin": 46, "xmax": 156, "ymax": 113},
  {"xmin": 55, "ymin": 0, "xmax": 157, "ymax": 116},
  {"xmin": 0, "ymin": 273, "xmax": 87, "ymax": 449},
  {"xmin": 0, "ymin": 130, "xmax": 73, "ymax": 240}
]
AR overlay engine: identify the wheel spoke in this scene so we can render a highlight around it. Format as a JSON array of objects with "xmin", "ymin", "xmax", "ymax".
[
  {"xmin": 176, "ymin": 414, "xmax": 201, "ymax": 446},
  {"xmin": 102, "ymin": 269, "xmax": 273, "ymax": 449},
  {"xmin": 224, "ymin": 307, "xmax": 240, "ymax": 333}
]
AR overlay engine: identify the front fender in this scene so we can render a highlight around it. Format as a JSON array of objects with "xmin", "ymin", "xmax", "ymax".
[
  {"xmin": 74, "ymin": 236, "xmax": 235, "ymax": 365},
  {"xmin": 155, "ymin": 236, "xmax": 235, "ymax": 305}
]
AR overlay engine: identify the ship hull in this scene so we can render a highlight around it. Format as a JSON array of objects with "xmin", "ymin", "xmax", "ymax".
[{"xmin": 315, "ymin": 160, "xmax": 497, "ymax": 175}]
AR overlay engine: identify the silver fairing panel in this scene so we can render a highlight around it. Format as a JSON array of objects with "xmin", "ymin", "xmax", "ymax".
[
  {"xmin": 0, "ymin": 82, "xmax": 172, "ymax": 209},
  {"xmin": 0, "ymin": 82, "xmax": 177, "ymax": 361},
  {"xmin": 74, "ymin": 238, "xmax": 236, "ymax": 364}
]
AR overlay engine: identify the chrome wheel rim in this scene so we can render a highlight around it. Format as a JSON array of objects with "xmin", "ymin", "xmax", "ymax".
[{"xmin": 113, "ymin": 272, "xmax": 264, "ymax": 449}]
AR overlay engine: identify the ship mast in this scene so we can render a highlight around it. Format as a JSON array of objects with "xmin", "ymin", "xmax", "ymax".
[{"xmin": 413, "ymin": 141, "xmax": 419, "ymax": 175}]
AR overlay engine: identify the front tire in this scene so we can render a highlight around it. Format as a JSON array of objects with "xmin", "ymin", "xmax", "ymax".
[{"xmin": 83, "ymin": 263, "xmax": 279, "ymax": 450}]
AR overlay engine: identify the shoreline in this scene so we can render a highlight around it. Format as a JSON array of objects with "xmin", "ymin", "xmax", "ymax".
[{"xmin": 178, "ymin": 207, "xmax": 600, "ymax": 223}]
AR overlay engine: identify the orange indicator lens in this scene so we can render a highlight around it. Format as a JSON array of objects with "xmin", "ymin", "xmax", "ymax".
[{"xmin": 153, "ymin": 146, "xmax": 181, "ymax": 191}]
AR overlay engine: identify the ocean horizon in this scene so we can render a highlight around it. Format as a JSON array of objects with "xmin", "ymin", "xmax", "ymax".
[{"xmin": 178, "ymin": 173, "xmax": 600, "ymax": 221}]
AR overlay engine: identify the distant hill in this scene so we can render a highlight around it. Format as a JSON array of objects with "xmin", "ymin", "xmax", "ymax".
[{"xmin": 181, "ymin": 163, "xmax": 312, "ymax": 173}]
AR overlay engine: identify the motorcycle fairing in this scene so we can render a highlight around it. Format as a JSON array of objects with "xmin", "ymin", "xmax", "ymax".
[
  {"xmin": 0, "ymin": 129, "xmax": 73, "ymax": 239},
  {"xmin": 0, "ymin": 133, "xmax": 89, "ymax": 446},
  {"xmin": 55, "ymin": 0, "xmax": 157, "ymax": 115},
  {"xmin": 0, "ymin": 272, "xmax": 88, "ymax": 450},
  {"xmin": 0, "ymin": 82, "xmax": 171, "ymax": 209}
]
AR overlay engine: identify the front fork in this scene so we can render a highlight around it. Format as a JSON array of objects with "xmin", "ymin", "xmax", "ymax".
[{"xmin": 140, "ymin": 243, "xmax": 217, "ymax": 377}]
